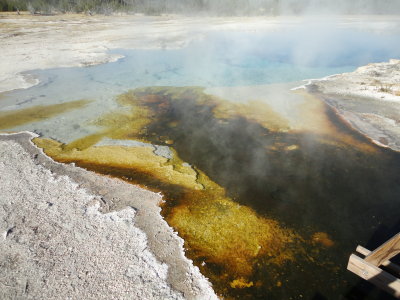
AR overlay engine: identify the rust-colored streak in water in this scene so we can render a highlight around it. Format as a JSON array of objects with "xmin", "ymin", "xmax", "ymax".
[
  {"xmin": 33, "ymin": 87, "xmax": 400, "ymax": 299},
  {"xmin": 293, "ymin": 89, "xmax": 378, "ymax": 154}
]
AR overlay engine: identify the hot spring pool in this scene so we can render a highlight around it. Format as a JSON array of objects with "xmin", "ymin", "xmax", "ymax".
[{"xmin": 1, "ymin": 19, "xmax": 400, "ymax": 299}]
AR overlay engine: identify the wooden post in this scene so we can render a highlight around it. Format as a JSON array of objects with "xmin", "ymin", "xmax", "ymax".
[{"xmin": 365, "ymin": 233, "xmax": 400, "ymax": 267}]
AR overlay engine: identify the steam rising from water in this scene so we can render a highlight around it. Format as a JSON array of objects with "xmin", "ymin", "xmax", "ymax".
[{"xmin": 4, "ymin": 18, "xmax": 400, "ymax": 108}]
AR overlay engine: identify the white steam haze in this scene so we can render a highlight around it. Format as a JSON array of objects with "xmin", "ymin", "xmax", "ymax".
[
  {"xmin": 127, "ymin": 0, "xmax": 400, "ymax": 15},
  {"xmin": 10, "ymin": 0, "xmax": 400, "ymax": 17}
]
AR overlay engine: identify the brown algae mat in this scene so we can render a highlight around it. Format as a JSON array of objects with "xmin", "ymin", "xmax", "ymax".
[{"xmin": 0, "ymin": 99, "xmax": 91, "ymax": 130}]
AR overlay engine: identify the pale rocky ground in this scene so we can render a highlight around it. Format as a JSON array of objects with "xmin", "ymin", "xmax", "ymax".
[
  {"xmin": 0, "ymin": 132, "xmax": 217, "ymax": 300},
  {"xmin": 311, "ymin": 59, "xmax": 400, "ymax": 104},
  {"xmin": 309, "ymin": 59, "xmax": 400, "ymax": 151}
]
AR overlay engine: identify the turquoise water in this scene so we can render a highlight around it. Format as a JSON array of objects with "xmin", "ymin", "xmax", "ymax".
[{"xmin": 3, "ymin": 25, "xmax": 400, "ymax": 111}]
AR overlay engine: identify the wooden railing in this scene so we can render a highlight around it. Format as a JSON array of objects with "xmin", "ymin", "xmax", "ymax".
[{"xmin": 348, "ymin": 233, "xmax": 400, "ymax": 298}]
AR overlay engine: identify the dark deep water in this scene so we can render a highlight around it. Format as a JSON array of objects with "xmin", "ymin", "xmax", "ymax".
[{"xmin": 128, "ymin": 88, "xmax": 400, "ymax": 299}]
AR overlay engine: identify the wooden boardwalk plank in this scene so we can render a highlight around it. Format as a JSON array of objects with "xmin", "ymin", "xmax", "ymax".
[
  {"xmin": 348, "ymin": 254, "xmax": 400, "ymax": 298},
  {"xmin": 357, "ymin": 245, "xmax": 400, "ymax": 275},
  {"xmin": 365, "ymin": 233, "xmax": 400, "ymax": 267}
]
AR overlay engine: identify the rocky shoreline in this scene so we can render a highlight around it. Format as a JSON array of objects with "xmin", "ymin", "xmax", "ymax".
[
  {"xmin": 0, "ymin": 132, "xmax": 217, "ymax": 299},
  {"xmin": 308, "ymin": 59, "xmax": 400, "ymax": 151}
]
